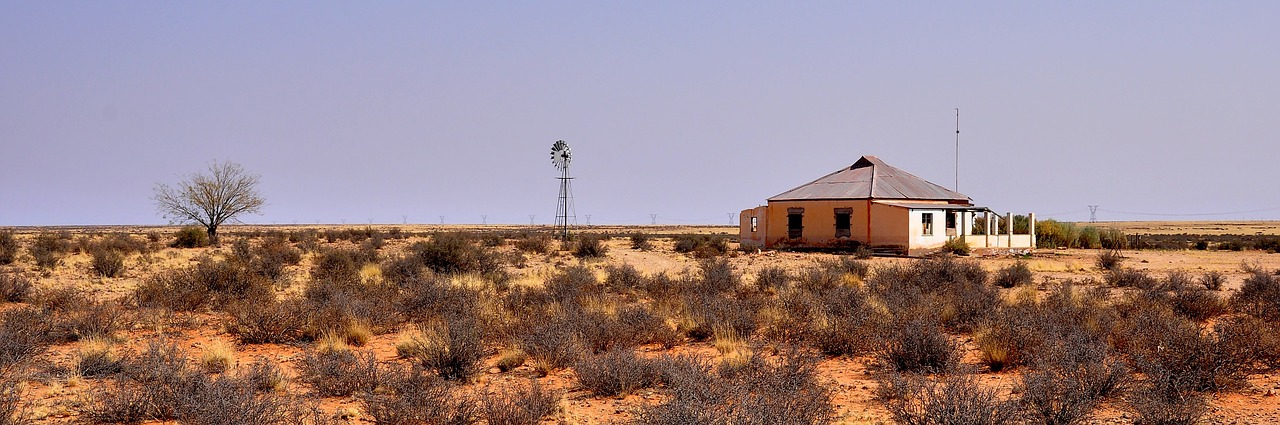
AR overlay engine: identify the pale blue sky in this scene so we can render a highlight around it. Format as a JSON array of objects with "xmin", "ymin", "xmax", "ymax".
[{"xmin": 3, "ymin": 2, "xmax": 1278, "ymax": 225}]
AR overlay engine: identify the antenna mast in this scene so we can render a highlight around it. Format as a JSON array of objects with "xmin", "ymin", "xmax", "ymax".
[{"xmin": 955, "ymin": 107, "xmax": 960, "ymax": 192}]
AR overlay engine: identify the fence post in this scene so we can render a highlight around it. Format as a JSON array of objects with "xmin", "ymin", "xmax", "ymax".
[{"xmin": 1029, "ymin": 213, "xmax": 1036, "ymax": 248}]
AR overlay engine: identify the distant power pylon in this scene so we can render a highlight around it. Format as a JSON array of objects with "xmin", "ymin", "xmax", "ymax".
[
  {"xmin": 585, "ymin": 214, "xmax": 591, "ymax": 225},
  {"xmin": 728, "ymin": 213, "xmax": 735, "ymax": 225},
  {"xmin": 529, "ymin": 215, "xmax": 536, "ymax": 225},
  {"xmin": 439, "ymin": 216, "xmax": 445, "ymax": 225},
  {"xmin": 650, "ymin": 214, "xmax": 657, "ymax": 225},
  {"xmin": 481, "ymin": 215, "xmax": 487, "ymax": 225},
  {"xmin": 1088, "ymin": 206, "xmax": 1099, "ymax": 223},
  {"xmin": 402, "ymin": 215, "xmax": 407, "ymax": 224}
]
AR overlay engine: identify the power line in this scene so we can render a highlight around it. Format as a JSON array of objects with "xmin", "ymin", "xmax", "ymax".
[{"xmin": 1098, "ymin": 206, "xmax": 1280, "ymax": 217}]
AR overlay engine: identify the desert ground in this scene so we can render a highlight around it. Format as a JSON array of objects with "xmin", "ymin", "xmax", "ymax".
[{"xmin": 0, "ymin": 222, "xmax": 1278, "ymax": 424}]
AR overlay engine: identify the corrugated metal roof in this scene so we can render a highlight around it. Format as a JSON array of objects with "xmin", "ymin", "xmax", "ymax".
[
  {"xmin": 768, "ymin": 156, "xmax": 972, "ymax": 203},
  {"xmin": 874, "ymin": 201, "xmax": 984, "ymax": 210}
]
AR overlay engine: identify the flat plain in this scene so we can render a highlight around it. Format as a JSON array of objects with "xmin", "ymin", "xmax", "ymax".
[{"xmin": 0, "ymin": 222, "xmax": 1278, "ymax": 424}]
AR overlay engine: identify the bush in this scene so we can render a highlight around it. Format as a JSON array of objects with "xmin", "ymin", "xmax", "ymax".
[
  {"xmin": 1017, "ymin": 365, "xmax": 1116, "ymax": 425},
  {"xmin": 1100, "ymin": 228, "xmax": 1130, "ymax": 249},
  {"xmin": 1199, "ymin": 271, "xmax": 1225, "ymax": 291},
  {"xmin": 134, "ymin": 259, "xmax": 273, "ymax": 312},
  {"xmin": 310, "ymin": 247, "xmax": 375, "ymax": 283},
  {"xmin": 630, "ymin": 232, "xmax": 653, "ymax": 251},
  {"xmin": 513, "ymin": 233, "xmax": 553, "ymax": 254},
  {"xmin": 880, "ymin": 373, "xmax": 1019, "ymax": 425},
  {"xmin": 1170, "ymin": 286, "xmax": 1227, "ymax": 322},
  {"xmin": 993, "ymin": 260, "xmax": 1033, "ymax": 288},
  {"xmin": 672, "ymin": 234, "xmax": 729, "ymax": 258},
  {"xmin": 480, "ymin": 380, "xmax": 558, "ymax": 425},
  {"xmin": 1096, "ymin": 250, "xmax": 1124, "ymax": 271},
  {"xmin": 573, "ymin": 347, "xmax": 660, "ymax": 397},
  {"xmin": 75, "ymin": 337, "xmax": 124, "ymax": 376},
  {"xmin": 226, "ymin": 299, "xmax": 308, "ymax": 345},
  {"xmin": 0, "ymin": 273, "xmax": 31, "ymax": 303},
  {"xmin": 410, "ymin": 232, "xmax": 503, "ymax": 276},
  {"xmin": 940, "ymin": 237, "xmax": 970, "ymax": 256},
  {"xmin": 635, "ymin": 349, "xmax": 834, "ymax": 425},
  {"xmin": 868, "ymin": 258, "xmax": 995, "ymax": 331},
  {"xmin": 1106, "ymin": 268, "xmax": 1159, "ymax": 289},
  {"xmin": 409, "ymin": 312, "xmax": 487, "ymax": 381},
  {"xmin": 246, "ymin": 236, "xmax": 302, "ymax": 281},
  {"xmin": 518, "ymin": 317, "xmax": 584, "ymax": 376},
  {"xmin": 1125, "ymin": 383, "xmax": 1208, "ymax": 425},
  {"xmin": 753, "ymin": 266, "xmax": 790, "ymax": 292},
  {"xmin": 572, "ymin": 233, "xmax": 609, "ymax": 259},
  {"xmin": 199, "ymin": 341, "xmax": 235, "ymax": 374},
  {"xmin": 1232, "ymin": 266, "xmax": 1280, "ymax": 320},
  {"xmin": 0, "ymin": 231, "xmax": 16, "ymax": 265},
  {"xmin": 57, "ymin": 299, "xmax": 130, "ymax": 342},
  {"xmin": 296, "ymin": 349, "xmax": 381, "ymax": 397},
  {"xmin": 29, "ymin": 234, "xmax": 63, "ymax": 270},
  {"xmin": 876, "ymin": 318, "xmax": 958, "ymax": 373},
  {"xmin": 90, "ymin": 248, "xmax": 126, "ymax": 277},
  {"xmin": 603, "ymin": 264, "xmax": 645, "ymax": 293},
  {"xmin": 696, "ymin": 257, "xmax": 741, "ymax": 293},
  {"xmin": 0, "ymin": 307, "xmax": 52, "ymax": 374},
  {"xmin": 172, "ymin": 226, "xmax": 210, "ymax": 248},
  {"xmin": 362, "ymin": 364, "xmax": 476, "ymax": 425}
]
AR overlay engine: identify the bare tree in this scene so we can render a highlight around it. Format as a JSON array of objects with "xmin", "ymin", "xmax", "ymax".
[{"xmin": 153, "ymin": 161, "xmax": 264, "ymax": 244}]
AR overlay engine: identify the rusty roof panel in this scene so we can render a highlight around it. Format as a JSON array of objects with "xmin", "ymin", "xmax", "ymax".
[{"xmin": 768, "ymin": 155, "xmax": 971, "ymax": 202}]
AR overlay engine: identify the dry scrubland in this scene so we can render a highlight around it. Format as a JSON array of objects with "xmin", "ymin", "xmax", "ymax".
[{"xmin": 0, "ymin": 223, "xmax": 1279, "ymax": 425}]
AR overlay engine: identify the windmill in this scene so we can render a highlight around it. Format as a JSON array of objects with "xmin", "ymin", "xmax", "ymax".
[{"xmin": 550, "ymin": 140, "xmax": 576, "ymax": 239}]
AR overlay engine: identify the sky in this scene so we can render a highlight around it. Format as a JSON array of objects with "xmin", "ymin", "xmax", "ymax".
[{"xmin": 3, "ymin": 1, "xmax": 1279, "ymax": 226}]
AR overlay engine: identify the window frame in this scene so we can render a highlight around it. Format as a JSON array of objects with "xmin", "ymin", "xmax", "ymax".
[
  {"xmin": 922, "ymin": 212, "xmax": 934, "ymax": 236},
  {"xmin": 787, "ymin": 208, "xmax": 804, "ymax": 239},
  {"xmin": 834, "ymin": 208, "xmax": 852, "ymax": 238}
]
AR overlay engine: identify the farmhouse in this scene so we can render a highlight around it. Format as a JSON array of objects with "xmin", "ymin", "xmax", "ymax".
[{"xmin": 739, "ymin": 155, "xmax": 1036, "ymax": 256}]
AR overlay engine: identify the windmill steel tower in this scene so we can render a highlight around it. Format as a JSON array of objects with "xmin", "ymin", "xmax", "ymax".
[{"xmin": 550, "ymin": 140, "xmax": 576, "ymax": 239}]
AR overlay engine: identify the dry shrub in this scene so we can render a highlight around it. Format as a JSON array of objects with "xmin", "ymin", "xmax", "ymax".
[
  {"xmin": 1170, "ymin": 285, "xmax": 1227, "ymax": 322},
  {"xmin": 572, "ymin": 233, "xmax": 609, "ymax": 259},
  {"xmin": 672, "ymin": 234, "xmax": 729, "ymax": 258},
  {"xmin": 296, "ymin": 349, "xmax": 380, "ymax": 397},
  {"xmin": 134, "ymin": 258, "xmax": 274, "ymax": 312},
  {"xmin": 1106, "ymin": 268, "xmax": 1159, "ymax": 289},
  {"xmin": 544, "ymin": 265, "xmax": 600, "ymax": 304},
  {"xmin": 90, "ymin": 247, "xmax": 126, "ymax": 277},
  {"xmin": 1125, "ymin": 382, "xmax": 1208, "ymax": 425},
  {"xmin": 753, "ymin": 266, "xmax": 790, "ymax": 293},
  {"xmin": 993, "ymin": 260, "xmax": 1033, "ymax": 288},
  {"xmin": 573, "ymin": 347, "xmax": 660, "ymax": 397},
  {"xmin": 225, "ymin": 299, "xmax": 308, "ymax": 344},
  {"xmin": 310, "ymin": 247, "xmax": 376, "ymax": 283},
  {"xmin": 409, "ymin": 311, "xmax": 487, "ymax": 381},
  {"xmin": 518, "ymin": 316, "xmax": 584, "ymax": 376},
  {"xmin": 172, "ymin": 226, "xmax": 210, "ymax": 248},
  {"xmin": 1232, "ymin": 265, "xmax": 1280, "ymax": 320},
  {"xmin": 1199, "ymin": 271, "xmax": 1225, "ymax": 291},
  {"xmin": 0, "ymin": 231, "xmax": 17, "ymax": 266},
  {"xmin": 0, "ymin": 378, "xmax": 29, "ymax": 425},
  {"xmin": 75, "ymin": 337, "xmax": 124, "ymax": 376},
  {"xmin": 56, "ymin": 299, "xmax": 130, "ymax": 342},
  {"xmin": 410, "ymin": 232, "xmax": 503, "ymax": 276},
  {"xmin": 362, "ymin": 364, "xmax": 475, "ymax": 425},
  {"xmin": 1095, "ymin": 249, "xmax": 1124, "ymax": 271},
  {"xmin": 635, "ymin": 349, "xmax": 834, "ymax": 425},
  {"xmin": 629, "ymin": 232, "xmax": 652, "ymax": 251},
  {"xmin": 513, "ymin": 233, "xmax": 552, "ymax": 254},
  {"xmin": 875, "ymin": 317, "xmax": 959, "ymax": 373},
  {"xmin": 480, "ymin": 380, "xmax": 558, "ymax": 425},
  {"xmin": 868, "ymin": 257, "xmax": 995, "ymax": 331},
  {"xmin": 939, "ymin": 237, "xmax": 970, "ymax": 255},
  {"xmin": 0, "ymin": 273, "xmax": 31, "ymax": 303},
  {"xmin": 604, "ymin": 263, "xmax": 645, "ymax": 293},
  {"xmin": 879, "ymin": 373, "xmax": 1019, "ymax": 425},
  {"xmin": 245, "ymin": 236, "xmax": 302, "ymax": 281},
  {"xmin": 199, "ymin": 341, "xmax": 236, "ymax": 374},
  {"xmin": 1122, "ymin": 308, "xmax": 1264, "ymax": 393},
  {"xmin": 810, "ymin": 285, "xmax": 876, "ymax": 357},
  {"xmin": 695, "ymin": 257, "xmax": 741, "ymax": 293},
  {"xmin": 0, "ymin": 308, "xmax": 51, "ymax": 375},
  {"xmin": 677, "ymin": 293, "xmax": 757, "ymax": 343}
]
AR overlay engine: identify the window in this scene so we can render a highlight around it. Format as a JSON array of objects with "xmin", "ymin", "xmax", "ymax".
[
  {"xmin": 787, "ymin": 208, "xmax": 804, "ymax": 239},
  {"xmin": 834, "ymin": 208, "xmax": 852, "ymax": 238},
  {"xmin": 750, "ymin": 216, "xmax": 758, "ymax": 232},
  {"xmin": 946, "ymin": 211, "xmax": 957, "ymax": 229},
  {"xmin": 922, "ymin": 213, "xmax": 934, "ymax": 236}
]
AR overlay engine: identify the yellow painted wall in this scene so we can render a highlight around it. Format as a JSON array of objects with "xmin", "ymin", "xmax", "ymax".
[
  {"xmin": 739, "ymin": 206, "xmax": 768, "ymax": 247},
  {"xmin": 763, "ymin": 200, "xmax": 872, "ymax": 247}
]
